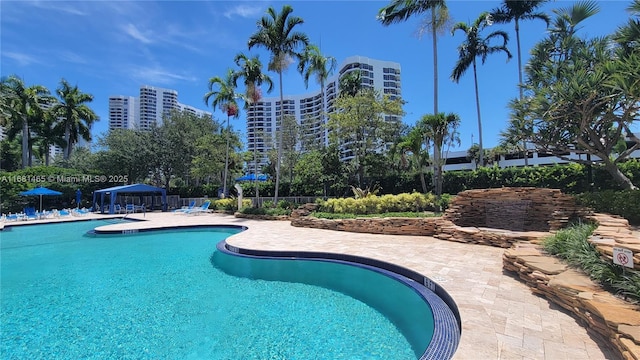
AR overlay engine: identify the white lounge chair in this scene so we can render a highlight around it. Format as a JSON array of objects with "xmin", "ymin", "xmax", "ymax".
[{"xmin": 183, "ymin": 200, "xmax": 212, "ymax": 216}]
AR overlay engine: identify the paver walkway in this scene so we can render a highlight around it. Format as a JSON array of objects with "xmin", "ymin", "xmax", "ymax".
[{"xmin": 2, "ymin": 212, "xmax": 620, "ymax": 359}]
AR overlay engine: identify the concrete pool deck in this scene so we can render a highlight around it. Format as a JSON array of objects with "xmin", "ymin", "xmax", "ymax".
[{"xmin": 1, "ymin": 212, "xmax": 620, "ymax": 359}]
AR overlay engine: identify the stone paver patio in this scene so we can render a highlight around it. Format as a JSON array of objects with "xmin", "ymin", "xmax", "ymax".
[{"xmin": 1, "ymin": 212, "xmax": 620, "ymax": 359}]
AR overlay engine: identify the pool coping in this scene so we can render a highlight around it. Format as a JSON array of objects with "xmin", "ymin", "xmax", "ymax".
[{"xmin": 218, "ymin": 239, "xmax": 462, "ymax": 360}]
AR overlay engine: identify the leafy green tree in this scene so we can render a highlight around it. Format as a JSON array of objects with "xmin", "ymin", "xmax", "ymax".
[
  {"xmin": 151, "ymin": 110, "xmax": 221, "ymax": 189},
  {"xmin": 420, "ymin": 112, "xmax": 460, "ymax": 196},
  {"xmin": 321, "ymin": 144, "xmax": 348, "ymax": 196},
  {"xmin": 512, "ymin": 2, "xmax": 640, "ymax": 190},
  {"xmin": 327, "ymin": 88, "xmax": 404, "ymax": 186},
  {"xmin": 248, "ymin": 4, "xmax": 309, "ymax": 203},
  {"xmin": 292, "ymin": 150, "xmax": 324, "ymax": 196},
  {"xmin": 378, "ymin": 0, "xmax": 449, "ymax": 115},
  {"xmin": 338, "ymin": 70, "xmax": 362, "ymax": 97},
  {"xmin": 297, "ymin": 44, "xmax": 337, "ymax": 150},
  {"xmin": 96, "ymin": 129, "xmax": 151, "ymax": 184},
  {"xmin": 232, "ymin": 52, "xmax": 273, "ymax": 200},
  {"xmin": 1, "ymin": 75, "xmax": 52, "ymax": 168},
  {"xmin": 204, "ymin": 69, "xmax": 240, "ymax": 196},
  {"xmin": 0, "ymin": 138, "xmax": 21, "ymax": 171},
  {"xmin": 280, "ymin": 114, "xmax": 299, "ymax": 185},
  {"xmin": 451, "ymin": 12, "xmax": 512, "ymax": 167},
  {"xmin": 51, "ymin": 79, "xmax": 99, "ymax": 161}
]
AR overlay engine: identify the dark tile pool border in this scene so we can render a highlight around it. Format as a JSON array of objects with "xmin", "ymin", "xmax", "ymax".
[
  {"xmin": 92, "ymin": 223, "xmax": 248, "ymax": 235},
  {"xmin": 219, "ymin": 240, "xmax": 462, "ymax": 360}
]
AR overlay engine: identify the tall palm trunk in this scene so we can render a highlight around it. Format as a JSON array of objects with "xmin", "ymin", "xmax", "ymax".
[
  {"xmin": 432, "ymin": 10, "xmax": 439, "ymax": 116},
  {"xmin": 472, "ymin": 60, "xmax": 484, "ymax": 167},
  {"xmin": 514, "ymin": 18, "xmax": 529, "ymax": 166},
  {"xmin": 253, "ymin": 102, "xmax": 260, "ymax": 202},
  {"xmin": 274, "ymin": 71, "xmax": 284, "ymax": 204},
  {"xmin": 21, "ymin": 117, "xmax": 28, "ymax": 168},
  {"xmin": 223, "ymin": 114, "xmax": 230, "ymax": 196},
  {"xmin": 64, "ymin": 124, "xmax": 72, "ymax": 160}
]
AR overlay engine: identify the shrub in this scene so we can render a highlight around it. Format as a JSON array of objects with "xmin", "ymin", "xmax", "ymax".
[
  {"xmin": 239, "ymin": 207, "xmax": 290, "ymax": 216},
  {"xmin": 312, "ymin": 211, "xmax": 437, "ymax": 219},
  {"xmin": 543, "ymin": 223, "xmax": 640, "ymax": 303},
  {"xmin": 212, "ymin": 198, "xmax": 252, "ymax": 211},
  {"xmin": 575, "ymin": 190, "xmax": 640, "ymax": 225},
  {"xmin": 316, "ymin": 192, "xmax": 436, "ymax": 215}
]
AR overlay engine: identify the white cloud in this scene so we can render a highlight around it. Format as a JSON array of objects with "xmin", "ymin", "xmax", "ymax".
[
  {"xmin": 58, "ymin": 51, "xmax": 88, "ymax": 64},
  {"xmin": 2, "ymin": 52, "xmax": 41, "ymax": 66},
  {"xmin": 27, "ymin": 0, "xmax": 88, "ymax": 16},
  {"xmin": 223, "ymin": 4, "xmax": 263, "ymax": 19},
  {"xmin": 130, "ymin": 66, "xmax": 197, "ymax": 85},
  {"xmin": 121, "ymin": 23, "xmax": 154, "ymax": 44}
]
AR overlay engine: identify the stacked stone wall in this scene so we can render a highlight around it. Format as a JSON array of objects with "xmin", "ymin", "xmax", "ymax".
[{"xmin": 443, "ymin": 187, "xmax": 590, "ymax": 231}]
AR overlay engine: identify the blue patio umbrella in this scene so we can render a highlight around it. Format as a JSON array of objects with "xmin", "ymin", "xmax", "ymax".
[{"xmin": 19, "ymin": 186, "xmax": 63, "ymax": 212}]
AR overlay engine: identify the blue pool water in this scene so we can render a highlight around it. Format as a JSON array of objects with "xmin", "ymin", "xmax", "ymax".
[{"xmin": 1, "ymin": 220, "xmax": 427, "ymax": 359}]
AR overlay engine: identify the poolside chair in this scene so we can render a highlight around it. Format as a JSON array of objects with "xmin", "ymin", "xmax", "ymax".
[
  {"xmin": 173, "ymin": 200, "xmax": 196, "ymax": 214},
  {"xmin": 6, "ymin": 213, "xmax": 21, "ymax": 221},
  {"xmin": 125, "ymin": 204, "xmax": 135, "ymax": 214},
  {"xmin": 73, "ymin": 208, "xmax": 90, "ymax": 216},
  {"xmin": 58, "ymin": 209, "xmax": 72, "ymax": 217},
  {"xmin": 184, "ymin": 200, "xmax": 211, "ymax": 216},
  {"xmin": 24, "ymin": 207, "xmax": 39, "ymax": 220}
]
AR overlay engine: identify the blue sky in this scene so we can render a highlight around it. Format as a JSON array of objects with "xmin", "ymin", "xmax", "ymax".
[{"xmin": 1, "ymin": 0, "xmax": 632, "ymax": 151}]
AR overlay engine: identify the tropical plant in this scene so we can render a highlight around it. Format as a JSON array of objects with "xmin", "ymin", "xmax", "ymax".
[
  {"xmin": 512, "ymin": 1, "xmax": 640, "ymax": 190},
  {"xmin": 0, "ymin": 75, "xmax": 53, "ymax": 168},
  {"xmin": 204, "ymin": 69, "xmax": 241, "ymax": 196},
  {"xmin": 394, "ymin": 124, "xmax": 430, "ymax": 193},
  {"xmin": 378, "ymin": 0, "xmax": 449, "ymax": 115},
  {"xmin": 420, "ymin": 112, "xmax": 461, "ymax": 197},
  {"xmin": 613, "ymin": 0, "xmax": 640, "ymax": 55},
  {"xmin": 50, "ymin": 79, "xmax": 99, "ymax": 161},
  {"xmin": 248, "ymin": 4, "xmax": 309, "ymax": 204},
  {"xmin": 451, "ymin": 12, "xmax": 512, "ymax": 167},
  {"xmin": 297, "ymin": 44, "xmax": 337, "ymax": 150},
  {"xmin": 232, "ymin": 52, "xmax": 274, "ymax": 201}
]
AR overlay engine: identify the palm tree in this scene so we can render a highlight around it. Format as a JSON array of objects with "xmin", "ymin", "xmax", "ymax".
[
  {"xmin": 421, "ymin": 112, "xmax": 460, "ymax": 197},
  {"xmin": 204, "ymin": 69, "xmax": 240, "ymax": 197},
  {"xmin": 491, "ymin": 1, "xmax": 549, "ymax": 99},
  {"xmin": 232, "ymin": 52, "xmax": 274, "ymax": 201},
  {"xmin": 248, "ymin": 4, "xmax": 309, "ymax": 204},
  {"xmin": 1, "ymin": 75, "xmax": 52, "ymax": 168},
  {"xmin": 51, "ymin": 79, "xmax": 99, "ymax": 160},
  {"xmin": 297, "ymin": 44, "xmax": 337, "ymax": 149},
  {"xmin": 378, "ymin": 0, "xmax": 449, "ymax": 116},
  {"xmin": 395, "ymin": 124, "xmax": 430, "ymax": 193},
  {"xmin": 451, "ymin": 12, "xmax": 512, "ymax": 167},
  {"xmin": 33, "ymin": 109, "xmax": 65, "ymax": 166},
  {"xmin": 490, "ymin": 1, "xmax": 549, "ymax": 166}
]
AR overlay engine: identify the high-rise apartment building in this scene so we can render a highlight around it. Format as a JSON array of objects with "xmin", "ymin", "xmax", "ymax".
[
  {"xmin": 108, "ymin": 96, "xmax": 137, "ymax": 130},
  {"xmin": 109, "ymin": 85, "xmax": 210, "ymax": 131},
  {"xmin": 246, "ymin": 56, "xmax": 402, "ymax": 173}
]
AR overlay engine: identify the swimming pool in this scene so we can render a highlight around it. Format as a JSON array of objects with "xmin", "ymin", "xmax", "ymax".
[{"xmin": 1, "ymin": 220, "xmax": 459, "ymax": 359}]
